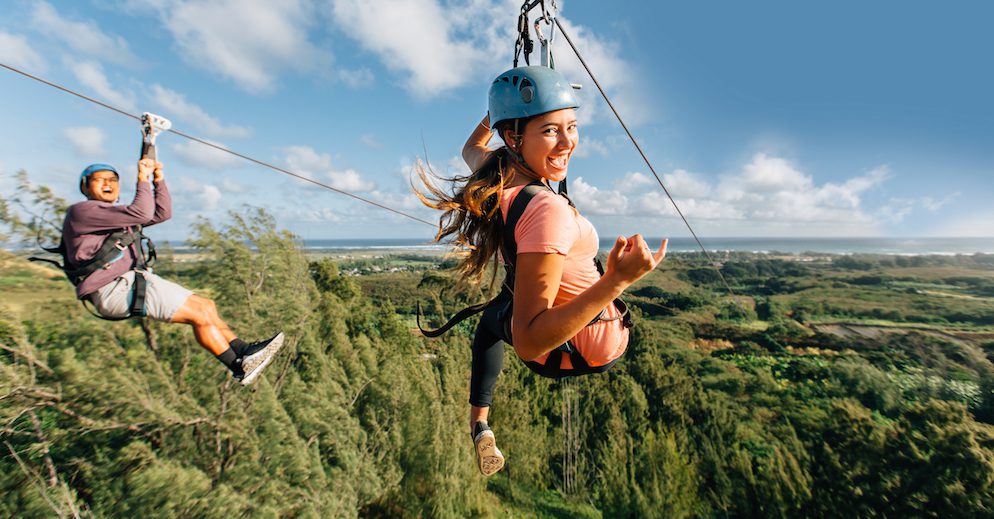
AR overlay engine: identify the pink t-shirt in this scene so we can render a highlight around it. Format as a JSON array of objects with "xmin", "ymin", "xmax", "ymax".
[{"xmin": 500, "ymin": 184, "xmax": 629, "ymax": 370}]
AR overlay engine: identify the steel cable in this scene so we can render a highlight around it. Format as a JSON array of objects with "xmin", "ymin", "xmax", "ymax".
[
  {"xmin": 0, "ymin": 62, "xmax": 437, "ymax": 227},
  {"xmin": 552, "ymin": 19, "xmax": 739, "ymax": 299}
]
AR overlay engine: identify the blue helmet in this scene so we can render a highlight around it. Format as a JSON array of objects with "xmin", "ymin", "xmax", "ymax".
[
  {"xmin": 79, "ymin": 163, "xmax": 118, "ymax": 195},
  {"xmin": 488, "ymin": 66, "xmax": 579, "ymax": 130}
]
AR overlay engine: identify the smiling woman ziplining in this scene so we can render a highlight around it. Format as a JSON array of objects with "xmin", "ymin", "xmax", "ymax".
[{"xmin": 415, "ymin": 65, "xmax": 669, "ymax": 476}]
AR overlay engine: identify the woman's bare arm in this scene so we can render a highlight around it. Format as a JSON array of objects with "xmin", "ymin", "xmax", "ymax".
[
  {"xmin": 510, "ymin": 235, "xmax": 668, "ymax": 361},
  {"xmin": 462, "ymin": 115, "xmax": 493, "ymax": 172}
]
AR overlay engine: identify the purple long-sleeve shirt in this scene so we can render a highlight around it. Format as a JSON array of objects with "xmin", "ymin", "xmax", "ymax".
[{"xmin": 62, "ymin": 180, "xmax": 172, "ymax": 298}]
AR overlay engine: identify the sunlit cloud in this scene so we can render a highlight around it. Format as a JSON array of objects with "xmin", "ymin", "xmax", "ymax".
[
  {"xmin": 31, "ymin": 2, "xmax": 137, "ymax": 66},
  {"xmin": 150, "ymin": 85, "xmax": 252, "ymax": 138},
  {"xmin": 150, "ymin": 0, "xmax": 331, "ymax": 93},
  {"xmin": 0, "ymin": 30, "xmax": 46, "ymax": 72},
  {"xmin": 70, "ymin": 60, "xmax": 137, "ymax": 112},
  {"xmin": 64, "ymin": 126, "xmax": 106, "ymax": 157},
  {"xmin": 283, "ymin": 145, "xmax": 376, "ymax": 191},
  {"xmin": 170, "ymin": 140, "xmax": 241, "ymax": 170}
]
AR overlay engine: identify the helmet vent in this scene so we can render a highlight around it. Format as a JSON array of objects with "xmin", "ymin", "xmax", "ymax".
[{"xmin": 519, "ymin": 78, "xmax": 534, "ymax": 103}]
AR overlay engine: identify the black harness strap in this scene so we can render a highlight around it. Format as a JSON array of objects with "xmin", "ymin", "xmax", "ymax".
[
  {"xmin": 416, "ymin": 291, "xmax": 510, "ymax": 338},
  {"xmin": 30, "ymin": 225, "xmax": 154, "ymax": 320},
  {"xmin": 65, "ymin": 230, "xmax": 137, "ymax": 284},
  {"xmin": 128, "ymin": 272, "xmax": 148, "ymax": 318},
  {"xmin": 415, "ymin": 182, "xmax": 548, "ymax": 337}
]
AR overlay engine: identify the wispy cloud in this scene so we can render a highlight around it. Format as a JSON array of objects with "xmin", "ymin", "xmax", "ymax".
[
  {"xmin": 922, "ymin": 193, "xmax": 959, "ymax": 212},
  {"xmin": 327, "ymin": 0, "xmax": 639, "ymax": 110},
  {"xmin": 64, "ymin": 126, "xmax": 106, "ymax": 156},
  {"xmin": 170, "ymin": 140, "xmax": 241, "ymax": 170},
  {"xmin": 177, "ymin": 177, "xmax": 223, "ymax": 211},
  {"xmin": 150, "ymin": 85, "xmax": 252, "ymax": 138},
  {"xmin": 152, "ymin": 0, "xmax": 331, "ymax": 93},
  {"xmin": 550, "ymin": 18, "xmax": 653, "ymax": 125},
  {"xmin": 70, "ymin": 61, "xmax": 137, "ymax": 112},
  {"xmin": 283, "ymin": 145, "xmax": 375, "ymax": 192},
  {"xmin": 31, "ymin": 2, "xmax": 136, "ymax": 66},
  {"xmin": 360, "ymin": 134, "xmax": 383, "ymax": 148},
  {"xmin": 0, "ymin": 30, "xmax": 46, "ymax": 72},
  {"xmin": 329, "ymin": 0, "xmax": 486, "ymax": 98},
  {"xmin": 337, "ymin": 67, "xmax": 375, "ymax": 88}
]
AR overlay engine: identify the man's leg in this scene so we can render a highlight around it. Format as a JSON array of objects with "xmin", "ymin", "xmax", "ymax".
[{"xmin": 170, "ymin": 294, "xmax": 235, "ymax": 355}]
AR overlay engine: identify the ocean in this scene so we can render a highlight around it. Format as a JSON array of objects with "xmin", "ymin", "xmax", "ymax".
[{"xmin": 295, "ymin": 237, "xmax": 994, "ymax": 255}]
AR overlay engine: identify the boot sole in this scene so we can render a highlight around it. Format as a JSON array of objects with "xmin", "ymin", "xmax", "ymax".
[{"xmin": 475, "ymin": 430, "xmax": 505, "ymax": 476}]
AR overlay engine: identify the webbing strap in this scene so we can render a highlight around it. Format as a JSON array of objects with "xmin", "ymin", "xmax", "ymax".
[
  {"xmin": 500, "ymin": 181, "xmax": 550, "ymax": 263},
  {"xmin": 416, "ymin": 290, "xmax": 510, "ymax": 337},
  {"xmin": 80, "ymin": 271, "xmax": 148, "ymax": 322},
  {"xmin": 66, "ymin": 229, "xmax": 137, "ymax": 284},
  {"xmin": 416, "ymin": 182, "xmax": 547, "ymax": 337},
  {"xmin": 129, "ymin": 272, "xmax": 148, "ymax": 317}
]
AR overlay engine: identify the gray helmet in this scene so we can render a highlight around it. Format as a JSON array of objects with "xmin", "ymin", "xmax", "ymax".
[{"xmin": 488, "ymin": 66, "xmax": 579, "ymax": 129}]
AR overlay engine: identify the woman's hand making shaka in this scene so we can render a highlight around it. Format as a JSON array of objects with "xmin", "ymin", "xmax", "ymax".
[{"xmin": 605, "ymin": 234, "xmax": 668, "ymax": 289}]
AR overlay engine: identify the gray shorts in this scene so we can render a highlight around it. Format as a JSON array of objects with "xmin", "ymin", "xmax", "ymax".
[{"xmin": 90, "ymin": 270, "xmax": 193, "ymax": 322}]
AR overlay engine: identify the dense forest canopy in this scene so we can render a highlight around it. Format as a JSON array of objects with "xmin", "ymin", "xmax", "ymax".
[{"xmin": 2, "ymin": 171, "xmax": 994, "ymax": 517}]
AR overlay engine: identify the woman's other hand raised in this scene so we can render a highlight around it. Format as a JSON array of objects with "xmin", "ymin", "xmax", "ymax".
[{"xmin": 605, "ymin": 234, "xmax": 668, "ymax": 288}]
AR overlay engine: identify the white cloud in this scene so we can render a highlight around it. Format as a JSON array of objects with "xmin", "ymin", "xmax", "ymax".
[
  {"xmin": 360, "ymin": 134, "xmax": 383, "ymax": 148},
  {"xmin": 31, "ymin": 2, "xmax": 136, "ymax": 66},
  {"xmin": 570, "ymin": 176, "xmax": 628, "ymax": 215},
  {"xmin": 200, "ymin": 184, "xmax": 222, "ymax": 210},
  {"xmin": 739, "ymin": 153, "xmax": 811, "ymax": 193},
  {"xmin": 280, "ymin": 206, "xmax": 345, "ymax": 223},
  {"xmin": 330, "ymin": 0, "xmax": 486, "ymax": 98},
  {"xmin": 567, "ymin": 153, "xmax": 897, "ymax": 236},
  {"xmin": 573, "ymin": 136, "xmax": 609, "ymax": 158},
  {"xmin": 922, "ymin": 193, "xmax": 959, "ymax": 212},
  {"xmin": 0, "ymin": 30, "xmax": 46, "ymax": 72},
  {"xmin": 369, "ymin": 189, "xmax": 423, "ymax": 211},
  {"xmin": 614, "ymin": 172, "xmax": 655, "ymax": 194},
  {"xmin": 176, "ymin": 177, "xmax": 223, "ymax": 211},
  {"xmin": 875, "ymin": 199, "xmax": 915, "ymax": 225},
  {"xmin": 283, "ymin": 146, "xmax": 376, "ymax": 191},
  {"xmin": 150, "ymin": 85, "xmax": 251, "ymax": 138},
  {"xmin": 154, "ymin": 0, "xmax": 330, "ymax": 93},
  {"xmin": 445, "ymin": 155, "xmax": 470, "ymax": 176},
  {"xmin": 170, "ymin": 140, "xmax": 241, "ymax": 170},
  {"xmin": 327, "ymin": 0, "xmax": 639, "ymax": 110},
  {"xmin": 63, "ymin": 126, "xmax": 105, "ymax": 156},
  {"xmin": 337, "ymin": 67, "xmax": 375, "ymax": 88},
  {"xmin": 550, "ymin": 18, "xmax": 652, "ymax": 124},
  {"xmin": 70, "ymin": 61, "xmax": 137, "ymax": 112},
  {"xmin": 222, "ymin": 178, "xmax": 247, "ymax": 193}
]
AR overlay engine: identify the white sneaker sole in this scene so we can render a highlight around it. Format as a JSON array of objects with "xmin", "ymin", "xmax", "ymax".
[
  {"xmin": 240, "ymin": 332, "xmax": 285, "ymax": 386},
  {"xmin": 475, "ymin": 430, "xmax": 505, "ymax": 476}
]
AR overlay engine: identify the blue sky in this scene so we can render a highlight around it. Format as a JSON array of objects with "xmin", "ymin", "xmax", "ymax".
[{"xmin": 1, "ymin": 0, "xmax": 991, "ymax": 242}]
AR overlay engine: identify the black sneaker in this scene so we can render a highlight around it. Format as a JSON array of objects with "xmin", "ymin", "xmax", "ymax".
[
  {"xmin": 473, "ymin": 421, "xmax": 505, "ymax": 476},
  {"xmin": 233, "ymin": 332, "xmax": 285, "ymax": 386}
]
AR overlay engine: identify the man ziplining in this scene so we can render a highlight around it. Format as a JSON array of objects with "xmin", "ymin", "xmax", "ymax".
[{"xmin": 46, "ymin": 113, "xmax": 285, "ymax": 386}]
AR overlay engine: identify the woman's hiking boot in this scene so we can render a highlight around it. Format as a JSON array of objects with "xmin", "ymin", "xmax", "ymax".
[{"xmin": 473, "ymin": 421, "xmax": 505, "ymax": 476}]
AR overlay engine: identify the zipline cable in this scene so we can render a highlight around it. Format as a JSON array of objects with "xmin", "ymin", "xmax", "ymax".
[
  {"xmin": 0, "ymin": 62, "xmax": 437, "ymax": 228},
  {"xmin": 552, "ymin": 19, "xmax": 738, "ymax": 299}
]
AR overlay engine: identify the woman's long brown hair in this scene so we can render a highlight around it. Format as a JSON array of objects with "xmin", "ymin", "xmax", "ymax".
[{"xmin": 414, "ymin": 145, "xmax": 518, "ymax": 289}]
